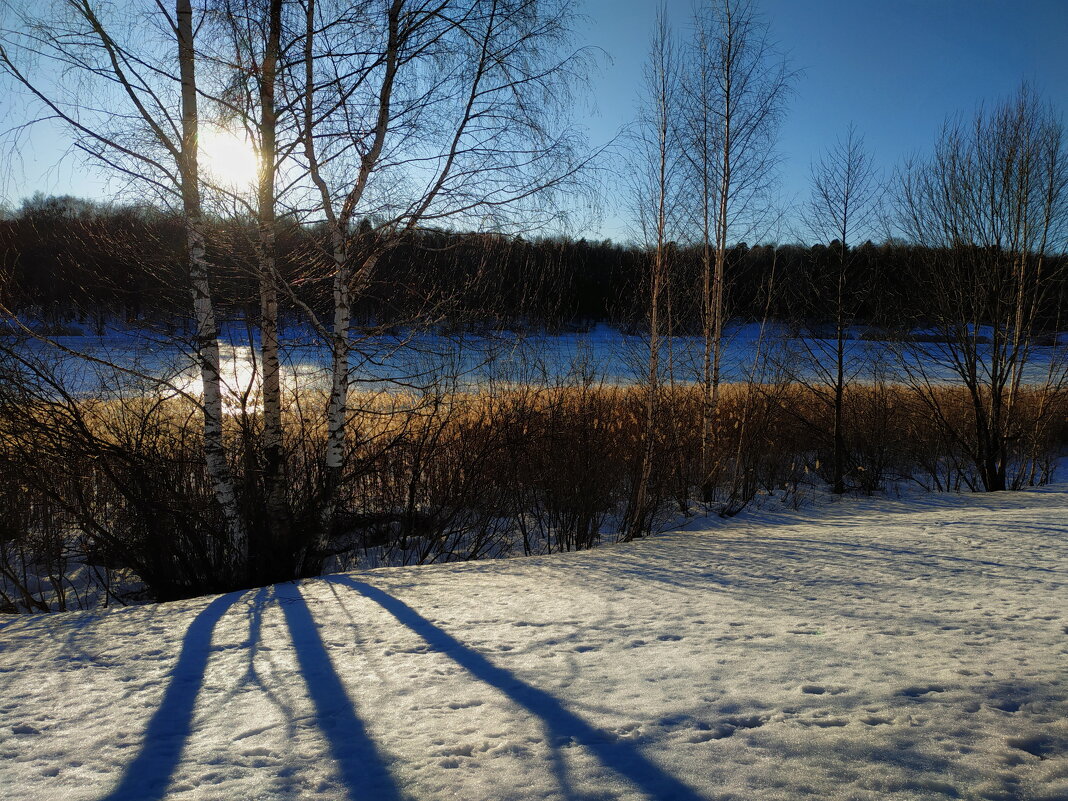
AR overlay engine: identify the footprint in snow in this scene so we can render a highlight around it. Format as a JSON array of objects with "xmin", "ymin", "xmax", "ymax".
[
  {"xmin": 897, "ymin": 685, "xmax": 946, "ymax": 698},
  {"xmin": 724, "ymin": 714, "xmax": 766, "ymax": 730},
  {"xmin": 803, "ymin": 717, "xmax": 848, "ymax": 728},
  {"xmin": 861, "ymin": 714, "xmax": 893, "ymax": 726},
  {"xmin": 447, "ymin": 700, "xmax": 484, "ymax": 710},
  {"xmin": 686, "ymin": 715, "xmax": 767, "ymax": 742},
  {"xmin": 1007, "ymin": 734, "xmax": 1063, "ymax": 759},
  {"xmin": 657, "ymin": 634, "xmax": 682, "ymax": 642},
  {"xmin": 990, "ymin": 698, "xmax": 1024, "ymax": 713},
  {"xmin": 687, "ymin": 728, "xmax": 729, "ymax": 742},
  {"xmin": 801, "ymin": 684, "xmax": 849, "ymax": 696}
]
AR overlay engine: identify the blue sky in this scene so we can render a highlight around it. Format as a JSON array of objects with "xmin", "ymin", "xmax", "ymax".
[
  {"xmin": 580, "ymin": 0, "xmax": 1068, "ymax": 240},
  {"xmin": 4, "ymin": 0, "xmax": 1067, "ymax": 242}
]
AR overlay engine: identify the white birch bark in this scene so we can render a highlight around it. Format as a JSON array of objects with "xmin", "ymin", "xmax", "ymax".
[
  {"xmin": 627, "ymin": 7, "xmax": 674, "ymax": 540},
  {"xmin": 301, "ymin": 0, "xmax": 401, "ymax": 565},
  {"xmin": 178, "ymin": 0, "xmax": 247, "ymax": 572},
  {"xmin": 320, "ymin": 232, "xmax": 351, "ymax": 522}
]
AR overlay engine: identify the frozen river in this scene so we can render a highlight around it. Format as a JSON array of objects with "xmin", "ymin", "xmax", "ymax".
[{"xmin": 4, "ymin": 321, "xmax": 1065, "ymax": 403}]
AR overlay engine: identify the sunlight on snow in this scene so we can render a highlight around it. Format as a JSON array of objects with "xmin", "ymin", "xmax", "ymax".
[{"xmin": 174, "ymin": 345, "xmax": 322, "ymax": 414}]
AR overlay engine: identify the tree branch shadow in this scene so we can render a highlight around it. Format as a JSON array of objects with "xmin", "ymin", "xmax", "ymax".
[
  {"xmin": 327, "ymin": 574, "xmax": 709, "ymax": 801},
  {"xmin": 98, "ymin": 582, "xmax": 404, "ymax": 801},
  {"xmin": 98, "ymin": 590, "xmax": 243, "ymax": 801},
  {"xmin": 274, "ymin": 581, "xmax": 403, "ymax": 801}
]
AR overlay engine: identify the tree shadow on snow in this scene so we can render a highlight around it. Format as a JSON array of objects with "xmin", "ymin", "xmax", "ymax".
[
  {"xmin": 99, "ymin": 583, "xmax": 403, "ymax": 801},
  {"xmin": 327, "ymin": 574, "xmax": 709, "ymax": 801},
  {"xmin": 98, "ymin": 590, "xmax": 244, "ymax": 801},
  {"xmin": 274, "ymin": 581, "xmax": 403, "ymax": 801}
]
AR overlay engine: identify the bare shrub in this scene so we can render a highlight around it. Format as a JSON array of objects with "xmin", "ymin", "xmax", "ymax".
[{"xmin": 3, "ymin": 349, "xmax": 1065, "ymax": 613}]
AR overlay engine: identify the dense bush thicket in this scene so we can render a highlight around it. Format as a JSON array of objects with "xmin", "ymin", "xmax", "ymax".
[
  {"xmin": 2, "ymin": 366, "xmax": 1065, "ymax": 612},
  {"xmin": 2, "ymin": 193, "xmax": 1067, "ymax": 612}
]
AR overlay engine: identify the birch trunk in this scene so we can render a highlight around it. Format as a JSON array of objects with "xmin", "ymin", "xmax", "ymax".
[
  {"xmin": 832, "ymin": 264, "xmax": 846, "ymax": 494},
  {"xmin": 256, "ymin": 0, "xmax": 288, "ymax": 567},
  {"xmin": 703, "ymin": 0, "xmax": 735, "ymax": 504},
  {"xmin": 319, "ymin": 233, "xmax": 351, "ymax": 546},
  {"xmin": 177, "ymin": 0, "xmax": 246, "ymax": 576},
  {"xmin": 299, "ymin": 0, "xmax": 400, "ymax": 569},
  {"xmin": 630, "ymin": 244, "xmax": 664, "ymax": 539},
  {"xmin": 627, "ymin": 9, "xmax": 673, "ymax": 540}
]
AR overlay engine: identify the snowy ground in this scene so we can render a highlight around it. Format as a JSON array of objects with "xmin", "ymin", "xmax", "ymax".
[{"xmin": 1, "ymin": 487, "xmax": 1066, "ymax": 801}]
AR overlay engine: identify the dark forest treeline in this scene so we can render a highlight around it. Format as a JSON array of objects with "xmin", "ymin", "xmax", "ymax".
[
  {"xmin": 6, "ymin": 195, "xmax": 1065, "ymax": 333},
  {"xmin": 0, "ymin": 195, "xmax": 633, "ymax": 329}
]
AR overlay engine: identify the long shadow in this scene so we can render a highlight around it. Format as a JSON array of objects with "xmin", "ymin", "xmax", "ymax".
[
  {"xmin": 100, "ymin": 590, "xmax": 243, "ymax": 801},
  {"xmin": 328, "ymin": 575, "xmax": 708, "ymax": 801},
  {"xmin": 232, "ymin": 587, "xmax": 302, "ymax": 800},
  {"xmin": 275, "ymin": 581, "xmax": 402, "ymax": 801},
  {"xmin": 593, "ymin": 525, "xmax": 1063, "ymax": 597}
]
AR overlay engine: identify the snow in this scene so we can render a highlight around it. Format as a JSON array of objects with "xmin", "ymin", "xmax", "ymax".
[
  {"xmin": 11, "ymin": 320, "xmax": 1063, "ymax": 399},
  {"xmin": 1, "ymin": 486, "xmax": 1066, "ymax": 800}
]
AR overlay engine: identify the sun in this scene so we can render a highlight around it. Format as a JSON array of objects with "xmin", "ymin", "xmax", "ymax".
[{"xmin": 199, "ymin": 126, "xmax": 260, "ymax": 190}]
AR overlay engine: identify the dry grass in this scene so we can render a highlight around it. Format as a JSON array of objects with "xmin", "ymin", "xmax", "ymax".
[{"xmin": 2, "ymin": 378, "xmax": 1065, "ymax": 609}]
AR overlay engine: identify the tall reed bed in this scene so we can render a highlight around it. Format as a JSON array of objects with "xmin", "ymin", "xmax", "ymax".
[{"xmin": 1, "ymin": 379, "xmax": 1065, "ymax": 611}]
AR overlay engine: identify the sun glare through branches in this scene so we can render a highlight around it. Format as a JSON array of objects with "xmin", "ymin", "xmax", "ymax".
[{"xmin": 198, "ymin": 126, "xmax": 259, "ymax": 190}]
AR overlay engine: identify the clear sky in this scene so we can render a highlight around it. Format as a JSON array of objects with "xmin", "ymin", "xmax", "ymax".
[
  {"xmin": 3, "ymin": 0, "xmax": 1068, "ymax": 242},
  {"xmin": 579, "ymin": 0, "xmax": 1068, "ymax": 240}
]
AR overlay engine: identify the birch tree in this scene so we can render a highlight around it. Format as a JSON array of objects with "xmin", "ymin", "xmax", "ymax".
[
  {"xmin": 0, "ymin": 0, "xmax": 248, "ymax": 577},
  {"xmin": 796, "ymin": 125, "xmax": 881, "ymax": 494},
  {"xmin": 201, "ymin": 0, "xmax": 300, "ymax": 575},
  {"xmin": 291, "ymin": 0, "xmax": 591, "ymax": 570},
  {"xmin": 684, "ymin": 0, "xmax": 789, "ymax": 501},
  {"xmin": 624, "ymin": 4, "xmax": 681, "ymax": 539},
  {"xmin": 2, "ymin": 0, "xmax": 593, "ymax": 584}
]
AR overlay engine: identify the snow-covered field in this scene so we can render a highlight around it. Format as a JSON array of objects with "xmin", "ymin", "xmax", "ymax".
[{"xmin": 1, "ymin": 486, "xmax": 1066, "ymax": 801}]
